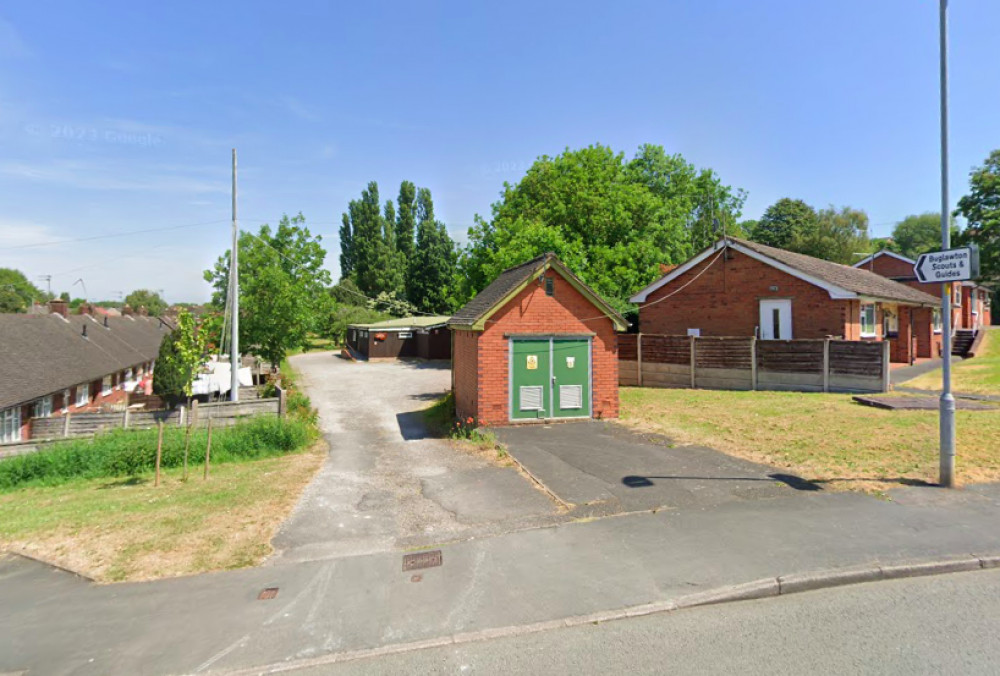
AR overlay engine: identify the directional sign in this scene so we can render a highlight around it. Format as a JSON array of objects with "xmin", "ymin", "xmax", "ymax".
[{"xmin": 914, "ymin": 247, "xmax": 979, "ymax": 283}]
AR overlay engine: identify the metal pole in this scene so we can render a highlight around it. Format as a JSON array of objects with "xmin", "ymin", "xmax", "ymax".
[
  {"xmin": 230, "ymin": 149, "xmax": 240, "ymax": 402},
  {"xmin": 938, "ymin": 0, "xmax": 955, "ymax": 487}
]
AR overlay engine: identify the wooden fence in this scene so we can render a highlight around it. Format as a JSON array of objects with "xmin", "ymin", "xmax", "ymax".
[
  {"xmin": 619, "ymin": 334, "xmax": 889, "ymax": 393},
  {"xmin": 27, "ymin": 394, "xmax": 285, "ymax": 442}
]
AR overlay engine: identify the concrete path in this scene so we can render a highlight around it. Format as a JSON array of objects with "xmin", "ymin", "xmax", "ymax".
[
  {"xmin": 5, "ymin": 481, "xmax": 1000, "ymax": 675},
  {"xmin": 498, "ymin": 421, "xmax": 791, "ymax": 516},
  {"xmin": 270, "ymin": 354, "xmax": 561, "ymax": 563},
  {"xmin": 890, "ymin": 357, "xmax": 949, "ymax": 385}
]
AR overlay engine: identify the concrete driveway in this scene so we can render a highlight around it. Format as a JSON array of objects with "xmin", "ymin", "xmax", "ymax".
[
  {"xmin": 271, "ymin": 354, "xmax": 560, "ymax": 563},
  {"xmin": 497, "ymin": 421, "xmax": 793, "ymax": 516}
]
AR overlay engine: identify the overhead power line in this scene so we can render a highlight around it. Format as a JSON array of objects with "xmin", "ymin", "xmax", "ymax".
[{"xmin": 3, "ymin": 219, "xmax": 229, "ymax": 251}]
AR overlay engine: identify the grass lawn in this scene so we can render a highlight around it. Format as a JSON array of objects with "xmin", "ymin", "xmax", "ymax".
[
  {"xmin": 0, "ymin": 444, "xmax": 324, "ymax": 582},
  {"xmin": 620, "ymin": 387, "xmax": 1000, "ymax": 492},
  {"xmin": 907, "ymin": 328, "xmax": 1000, "ymax": 395}
]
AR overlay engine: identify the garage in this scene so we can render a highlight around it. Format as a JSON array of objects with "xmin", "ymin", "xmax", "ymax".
[{"xmin": 449, "ymin": 253, "xmax": 627, "ymax": 426}]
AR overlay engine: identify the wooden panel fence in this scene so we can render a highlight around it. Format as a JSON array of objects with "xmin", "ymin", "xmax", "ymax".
[
  {"xmin": 26, "ymin": 393, "xmax": 284, "ymax": 442},
  {"xmin": 619, "ymin": 334, "xmax": 888, "ymax": 394}
]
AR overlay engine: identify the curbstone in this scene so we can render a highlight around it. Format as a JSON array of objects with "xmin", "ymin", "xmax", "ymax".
[
  {"xmin": 976, "ymin": 554, "xmax": 1000, "ymax": 569},
  {"xmin": 878, "ymin": 557, "xmax": 982, "ymax": 580},
  {"xmin": 674, "ymin": 578, "xmax": 780, "ymax": 609},
  {"xmin": 778, "ymin": 566, "xmax": 883, "ymax": 595}
]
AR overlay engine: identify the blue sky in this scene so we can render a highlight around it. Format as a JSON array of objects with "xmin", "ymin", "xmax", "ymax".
[{"xmin": 1, "ymin": 0, "xmax": 998, "ymax": 302}]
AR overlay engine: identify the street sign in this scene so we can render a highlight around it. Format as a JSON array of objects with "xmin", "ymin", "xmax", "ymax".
[{"xmin": 913, "ymin": 247, "xmax": 979, "ymax": 283}]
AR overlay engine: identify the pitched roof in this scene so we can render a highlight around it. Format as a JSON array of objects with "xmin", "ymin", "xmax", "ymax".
[
  {"xmin": 349, "ymin": 315, "xmax": 451, "ymax": 330},
  {"xmin": 0, "ymin": 313, "xmax": 170, "ymax": 410},
  {"xmin": 449, "ymin": 253, "xmax": 628, "ymax": 331},
  {"xmin": 852, "ymin": 250, "xmax": 916, "ymax": 268},
  {"xmin": 630, "ymin": 237, "xmax": 941, "ymax": 306}
]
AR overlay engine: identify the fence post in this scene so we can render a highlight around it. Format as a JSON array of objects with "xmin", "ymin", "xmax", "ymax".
[
  {"xmin": 63, "ymin": 412, "xmax": 71, "ymax": 437},
  {"xmin": 191, "ymin": 399, "xmax": 199, "ymax": 429},
  {"xmin": 822, "ymin": 338, "xmax": 831, "ymax": 393},
  {"xmin": 750, "ymin": 337, "xmax": 757, "ymax": 391},
  {"xmin": 690, "ymin": 336, "xmax": 697, "ymax": 389},
  {"xmin": 882, "ymin": 340, "xmax": 891, "ymax": 392},
  {"xmin": 178, "ymin": 405, "xmax": 186, "ymax": 427},
  {"xmin": 154, "ymin": 422, "xmax": 164, "ymax": 487},
  {"xmin": 122, "ymin": 391, "xmax": 130, "ymax": 429},
  {"xmin": 637, "ymin": 333, "xmax": 643, "ymax": 387},
  {"xmin": 278, "ymin": 386, "xmax": 287, "ymax": 418}
]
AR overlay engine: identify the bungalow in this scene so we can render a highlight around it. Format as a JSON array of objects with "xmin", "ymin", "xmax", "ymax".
[
  {"xmin": 0, "ymin": 300, "xmax": 170, "ymax": 442},
  {"xmin": 629, "ymin": 237, "xmax": 941, "ymax": 364},
  {"xmin": 854, "ymin": 250, "xmax": 992, "ymax": 353},
  {"xmin": 346, "ymin": 316, "xmax": 452, "ymax": 361}
]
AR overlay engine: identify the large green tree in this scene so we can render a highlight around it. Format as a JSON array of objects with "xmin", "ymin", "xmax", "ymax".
[
  {"xmin": 152, "ymin": 310, "xmax": 206, "ymax": 404},
  {"xmin": 459, "ymin": 144, "xmax": 742, "ymax": 312},
  {"xmin": 204, "ymin": 213, "xmax": 331, "ymax": 365},
  {"xmin": 341, "ymin": 182, "xmax": 404, "ymax": 297},
  {"xmin": 408, "ymin": 189, "xmax": 458, "ymax": 313},
  {"xmin": 124, "ymin": 289, "xmax": 167, "ymax": 316},
  {"xmin": 890, "ymin": 213, "xmax": 954, "ymax": 260},
  {"xmin": 956, "ymin": 149, "xmax": 1000, "ymax": 283},
  {"xmin": 790, "ymin": 206, "xmax": 870, "ymax": 265},
  {"xmin": 0, "ymin": 269, "xmax": 47, "ymax": 313},
  {"xmin": 394, "ymin": 181, "xmax": 417, "ymax": 269},
  {"xmin": 752, "ymin": 198, "xmax": 818, "ymax": 250}
]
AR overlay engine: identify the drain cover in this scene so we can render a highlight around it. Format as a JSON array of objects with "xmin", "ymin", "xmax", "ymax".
[
  {"xmin": 258, "ymin": 587, "xmax": 279, "ymax": 600},
  {"xmin": 402, "ymin": 550, "xmax": 442, "ymax": 572}
]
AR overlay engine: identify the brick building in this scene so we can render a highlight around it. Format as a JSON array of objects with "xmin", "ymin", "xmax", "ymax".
[
  {"xmin": 630, "ymin": 237, "xmax": 941, "ymax": 364},
  {"xmin": 449, "ymin": 253, "xmax": 627, "ymax": 426},
  {"xmin": 854, "ymin": 250, "xmax": 992, "ymax": 338},
  {"xmin": 0, "ymin": 301, "xmax": 170, "ymax": 442}
]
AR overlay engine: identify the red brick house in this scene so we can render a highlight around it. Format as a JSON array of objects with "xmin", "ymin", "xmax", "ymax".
[
  {"xmin": 853, "ymin": 250, "xmax": 993, "ymax": 337},
  {"xmin": 449, "ymin": 253, "xmax": 627, "ymax": 426},
  {"xmin": 630, "ymin": 237, "xmax": 940, "ymax": 364}
]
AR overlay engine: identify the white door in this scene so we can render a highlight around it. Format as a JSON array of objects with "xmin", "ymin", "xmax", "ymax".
[{"xmin": 759, "ymin": 299, "xmax": 792, "ymax": 340}]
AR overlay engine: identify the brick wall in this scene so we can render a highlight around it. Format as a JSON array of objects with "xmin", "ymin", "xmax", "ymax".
[
  {"xmin": 454, "ymin": 271, "xmax": 619, "ymax": 426},
  {"xmin": 639, "ymin": 249, "xmax": 852, "ymax": 339}
]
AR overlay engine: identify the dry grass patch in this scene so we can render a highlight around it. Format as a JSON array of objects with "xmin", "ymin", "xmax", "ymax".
[
  {"xmin": 620, "ymin": 387, "xmax": 1000, "ymax": 492},
  {"xmin": 0, "ymin": 444, "xmax": 324, "ymax": 582}
]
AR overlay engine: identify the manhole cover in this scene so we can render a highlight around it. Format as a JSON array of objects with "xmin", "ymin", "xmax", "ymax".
[
  {"xmin": 403, "ymin": 550, "xmax": 442, "ymax": 572},
  {"xmin": 258, "ymin": 587, "xmax": 279, "ymax": 600}
]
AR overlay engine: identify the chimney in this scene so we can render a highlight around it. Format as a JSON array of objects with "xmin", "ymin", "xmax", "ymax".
[
  {"xmin": 77, "ymin": 303, "xmax": 93, "ymax": 316},
  {"xmin": 121, "ymin": 304, "xmax": 134, "ymax": 317},
  {"xmin": 48, "ymin": 299, "xmax": 69, "ymax": 317}
]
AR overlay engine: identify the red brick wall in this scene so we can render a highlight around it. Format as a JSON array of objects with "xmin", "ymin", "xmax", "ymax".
[
  {"xmin": 912, "ymin": 307, "xmax": 942, "ymax": 358},
  {"xmin": 452, "ymin": 330, "xmax": 479, "ymax": 423},
  {"xmin": 639, "ymin": 249, "xmax": 851, "ymax": 339},
  {"xmin": 454, "ymin": 272, "xmax": 619, "ymax": 426}
]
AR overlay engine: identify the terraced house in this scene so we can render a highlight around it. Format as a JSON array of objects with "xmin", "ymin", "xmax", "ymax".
[{"xmin": 0, "ymin": 301, "xmax": 170, "ymax": 442}]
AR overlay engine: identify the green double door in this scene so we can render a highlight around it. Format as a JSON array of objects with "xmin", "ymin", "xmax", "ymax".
[{"xmin": 511, "ymin": 338, "xmax": 591, "ymax": 420}]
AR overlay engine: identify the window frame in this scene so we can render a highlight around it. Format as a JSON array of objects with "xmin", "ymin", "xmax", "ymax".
[
  {"xmin": 35, "ymin": 396, "xmax": 53, "ymax": 418},
  {"xmin": 932, "ymin": 308, "xmax": 943, "ymax": 334},
  {"xmin": 859, "ymin": 302, "xmax": 877, "ymax": 338},
  {"xmin": 1, "ymin": 407, "xmax": 22, "ymax": 443},
  {"xmin": 76, "ymin": 384, "xmax": 90, "ymax": 407},
  {"xmin": 101, "ymin": 375, "xmax": 113, "ymax": 396}
]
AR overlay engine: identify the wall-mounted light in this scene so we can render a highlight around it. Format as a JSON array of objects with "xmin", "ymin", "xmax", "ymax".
[{"xmin": 769, "ymin": 285, "xmax": 779, "ymax": 292}]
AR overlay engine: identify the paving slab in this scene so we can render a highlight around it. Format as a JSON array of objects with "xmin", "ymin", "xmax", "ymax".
[{"xmin": 853, "ymin": 394, "xmax": 995, "ymax": 410}]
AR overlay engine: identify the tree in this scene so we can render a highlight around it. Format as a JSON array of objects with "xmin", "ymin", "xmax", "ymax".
[
  {"xmin": 338, "ymin": 213, "xmax": 354, "ymax": 279},
  {"xmin": 395, "ymin": 181, "xmax": 417, "ymax": 268},
  {"xmin": 956, "ymin": 149, "xmax": 1000, "ymax": 283},
  {"xmin": 124, "ymin": 289, "xmax": 167, "ymax": 316},
  {"xmin": 0, "ymin": 269, "xmax": 47, "ymax": 313},
  {"xmin": 204, "ymin": 213, "xmax": 331, "ymax": 366},
  {"xmin": 890, "ymin": 213, "xmax": 955, "ymax": 260},
  {"xmin": 341, "ymin": 182, "xmax": 403, "ymax": 297},
  {"xmin": 752, "ymin": 198, "xmax": 818, "ymax": 250},
  {"xmin": 409, "ymin": 221, "xmax": 457, "ymax": 313},
  {"xmin": 790, "ymin": 206, "xmax": 870, "ymax": 264},
  {"xmin": 152, "ymin": 310, "xmax": 205, "ymax": 404},
  {"xmin": 459, "ymin": 144, "xmax": 742, "ymax": 312}
]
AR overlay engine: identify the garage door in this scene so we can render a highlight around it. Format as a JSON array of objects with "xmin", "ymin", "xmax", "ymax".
[{"xmin": 510, "ymin": 338, "xmax": 591, "ymax": 420}]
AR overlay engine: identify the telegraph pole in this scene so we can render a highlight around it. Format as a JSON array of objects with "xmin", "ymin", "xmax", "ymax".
[
  {"xmin": 938, "ymin": 0, "xmax": 955, "ymax": 487},
  {"xmin": 230, "ymin": 149, "xmax": 240, "ymax": 402}
]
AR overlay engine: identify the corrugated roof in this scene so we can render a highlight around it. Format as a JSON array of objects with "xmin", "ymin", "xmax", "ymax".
[
  {"xmin": 0, "ymin": 313, "xmax": 169, "ymax": 410},
  {"xmin": 349, "ymin": 315, "xmax": 451, "ymax": 330},
  {"xmin": 732, "ymin": 238, "xmax": 941, "ymax": 306}
]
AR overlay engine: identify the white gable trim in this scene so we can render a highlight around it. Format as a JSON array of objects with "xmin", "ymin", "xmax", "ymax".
[
  {"xmin": 852, "ymin": 250, "xmax": 915, "ymax": 268},
  {"xmin": 630, "ymin": 239, "xmax": 858, "ymax": 303},
  {"xmin": 629, "ymin": 241, "xmax": 725, "ymax": 303}
]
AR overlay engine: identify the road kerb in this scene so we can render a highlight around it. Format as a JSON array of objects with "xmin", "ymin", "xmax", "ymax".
[
  {"xmin": 674, "ymin": 578, "xmax": 780, "ymax": 608},
  {"xmin": 976, "ymin": 554, "xmax": 1000, "ymax": 569},
  {"xmin": 878, "ymin": 557, "xmax": 982, "ymax": 580},
  {"xmin": 778, "ymin": 566, "xmax": 883, "ymax": 595}
]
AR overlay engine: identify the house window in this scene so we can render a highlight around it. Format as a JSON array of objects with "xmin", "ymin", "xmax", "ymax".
[
  {"xmin": 63, "ymin": 389, "xmax": 71, "ymax": 411},
  {"xmin": 35, "ymin": 396, "xmax": 53, "ymax": 418},
  {"xmin": 860, "ymin": 303, "xmax": 877, "ymax": 338},
  {"xmin": 76, "ymin": 385, "xmax": 90, "ymax": 407},
  {"xmin": 1, "ymin": 407, "xmax": 21, "ymax": 443},
  {"xmin": 398, "ymin": 332, "xmax": 413, "ymax": 339},
  {"xmin": 953, "ymin": 286, "xmax": 961, "ymax": 306},
  {"xmin": 933, "ymin": 308, "xmax": 943, "ymax": 334},
  {"xmin": 102, "ymin": 375, "xmax": 113, "ymax": 396}
]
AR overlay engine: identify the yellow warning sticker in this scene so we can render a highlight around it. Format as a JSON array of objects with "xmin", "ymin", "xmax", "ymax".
[
  {"xmin": 527, "ymin": 355, "xmax": 538, "ymax": 370},
  {"xmin": 566, "ymin": 356, "xmax": 575, "ymax": 368}
]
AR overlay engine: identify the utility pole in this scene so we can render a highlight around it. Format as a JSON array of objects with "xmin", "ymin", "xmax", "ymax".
[
  {"xmin": 230, "ymin": 149, "xmax": 240, "ymax": 402},
  {"xmin": 938, "ymin": 0, "xmax": 955, "ymax": 488},
  {"xmin": 37, "ymin": 275, "xmax": 52, "ymax": 297}
]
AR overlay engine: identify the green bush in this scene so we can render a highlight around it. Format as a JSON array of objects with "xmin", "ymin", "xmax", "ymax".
[{"xmin": 0, "ymin": 416, "xmax": 315, "ymax": 492}]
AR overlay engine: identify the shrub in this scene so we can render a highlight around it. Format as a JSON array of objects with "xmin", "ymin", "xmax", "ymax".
[{"xmin": 0, "ymin": 416, "xmax": 314, "ymax": 492}]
